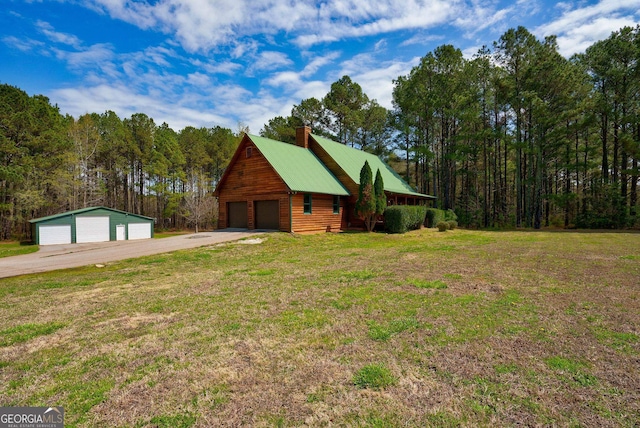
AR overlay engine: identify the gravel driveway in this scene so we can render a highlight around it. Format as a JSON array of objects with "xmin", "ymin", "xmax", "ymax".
[{"xmin": 0, "ymin": 229, "xmax": 264, "ymax": 279}]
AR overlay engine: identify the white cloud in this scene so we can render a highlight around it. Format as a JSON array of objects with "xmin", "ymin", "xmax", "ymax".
[
  {"xmin": 192, "ymin": 59, "xmax": 243, "ymax": 75},
  {"xmin": 535, "ymin": 0, "xmax": 640, "ymax": 56},
  {"xmin": 53, "ymin": 83, "xmax": 237, "ymax": 130},
  {"xmin": 337, "ymin": 53, "xmax": 376, "ymax": 79},
  {"xmin": 462, "ymin": 45, "xmax": 483, "ymax": 59},
  {"xmin": 248, "ymin": 51, "xmax": 293, "ymax": 74},
  {"xmin": 290, "ymin": 80, "xmax": 331, "ymax": 103},
  {"xmin": 86, "ymin": 0, "xmax": 316, "ymax": 52},
  {"xmin": 1, "ymin": 36, "xmax": 44, "ymax": 52},
  {"xmin": 300, "ymin": 52, "xmax": 341, "ymax": 77},
  {"xmin": 374, "ymin": 39, "xmax": 387, "ymax": 51},
  {"xmin": 295, "ymin": 0, "xmax": 460, "ymax": 47},
  {"xmin": 400, "ymin": 33, "xmax": 445, "ymax": 47},
  {"xmin": 186, "ymin": 72, "xmax": 210, "ymax": 87},
  {"xmin": 295, "ymin": 33, "xmax": 339, "ymax": 47},
  {"xmin": 163, "ymin": 0, "xmax": 245, "ymax": 52},
  {"xmin": 36, "ymin": 20, "xmax": 82, "ymax": 48},
  {"xmin": 231, "ymin": 39, "xmax": 260, "ymax": 59},
  {"xmin": 260, "ymin": 51, "xmax": 345, "ymax": 120},
  {"xmin": 264, "ymin": 71, "xmax": 303, "ymax": 88},
  {"xmin": 554, "ymin": 16, "xmax": 638, "ymax": 56},
  {"xmin": 142, "ymin": 46, "xmax": 178, "ymax": 68},
  {"xmin": 85, "ymin": 0, "xmax": 158, "ymax": 30},
  {"xmin": 454, "ymin": 3, "xmax": 513, "ymax": 35},
  {"xmin": 30, "ymin": 0, "xmax": 640, "ymax": 139},
  {"xmin": 356, "ymin": 60, "xmax": 421, "ymax": 109},
  {"xmin": 338, "ymin": 53, "xmax": 420, "ymax": 108},
  {"xmin": 81, "ymin": 0, "xmax": 469, "ymax": 52},
  {"xmin": 536, "ymin": 0, "xmax": 640, "ymax": 35},
  {"xmin": 53, "ymin": 43, "xmax": 117, "ymax": 73},
  {"xmin": 239, "ymin": 94, "xmax": 296, "ymax": 133}
]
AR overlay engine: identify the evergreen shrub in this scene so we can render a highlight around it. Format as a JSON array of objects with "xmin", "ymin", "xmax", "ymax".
[
  {"xmin": 445, "ymin": 209, "xmax": 458, "ymax": 222},
  {"xmin": 425, "ymin": 208, "xmax": 445, "ymax": 227},
  {"xmin": 437, "ymin": 221, "xmax": 448, "ymax": 232},
  {"xmin": 426, "ymin": 208, "xmax": 458, "ymax": 227},
  {"xmin": 384, "ymin": 205, "xmax": 427, "ymax": 234},
  {"xmin": 447, "ymin": 220, "xmax": 458, "ymax": 230}
]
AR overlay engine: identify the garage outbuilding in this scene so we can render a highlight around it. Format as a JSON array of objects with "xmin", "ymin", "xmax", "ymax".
[{"xmin": 30, "ymin": 206, "xmax": 154, "ymax": 245}]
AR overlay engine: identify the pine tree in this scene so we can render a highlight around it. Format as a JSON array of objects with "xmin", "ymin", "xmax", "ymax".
[
  {"xmin": 374, "ymin": 169, "xmax": 386, "ymax": 216},
  {"xmin": 356, "ymin": 161, "xmax": 376, "ymax": 231}
]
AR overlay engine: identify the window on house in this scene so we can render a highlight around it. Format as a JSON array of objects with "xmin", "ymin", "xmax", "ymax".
[
  {"xmin": 333, "ymin": 196, "xmax": 340, "ymax": 214},
  {"xmin": 246, "ymin": 146, "xmax": 252, "ymax": 158},
  {"xmin": 303, "ymin": 194, "xmax": 312, "ymax": 214}
]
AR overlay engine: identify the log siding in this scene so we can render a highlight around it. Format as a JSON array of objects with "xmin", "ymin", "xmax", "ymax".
[
  {"xmin": 291, "ymin": 193, "xmax": 343, "ymax": 233},
  {"xmin": 216, "ymin": 135, "xmax": 346, "ymax": 233},
  {"xmin": 217, "ymin": 137, "xmax": 291, "ymax": 231}
]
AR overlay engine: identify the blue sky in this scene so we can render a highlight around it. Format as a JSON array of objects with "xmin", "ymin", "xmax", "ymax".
[{"xmin": 2, "ymin": 0, "xmax": 639, "ymax": 133}]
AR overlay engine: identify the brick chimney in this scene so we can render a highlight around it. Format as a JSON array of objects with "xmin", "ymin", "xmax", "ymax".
[{"xmin": 295, "ymin": 126, "xmax": 311, "ymax": 149}]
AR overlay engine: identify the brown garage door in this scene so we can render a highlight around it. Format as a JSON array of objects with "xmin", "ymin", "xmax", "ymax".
[
  {"xmin": 228, "ymin": 202, "xmax": 248, "ymax": 228},
  {"xmin": 255, "ymin": 200, "xmax": 279, "ymax": 230}
]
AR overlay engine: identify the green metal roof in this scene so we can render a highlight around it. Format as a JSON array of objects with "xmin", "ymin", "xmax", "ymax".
[
  {"xmin": 249, "ymin": 135, "xmax": 350, "ymax": 196},
  {"xmin": 29, "ymin": 206, "xmax": 154, "ymax": 223},
  {"xmin": 311, "ymin": 134, "xmax": 435, "ymax": 198}
]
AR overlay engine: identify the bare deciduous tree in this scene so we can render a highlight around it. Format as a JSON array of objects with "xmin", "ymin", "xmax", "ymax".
[{"xmin": 180, "ymin": 173, "xmax": 217, "ymax": 233}]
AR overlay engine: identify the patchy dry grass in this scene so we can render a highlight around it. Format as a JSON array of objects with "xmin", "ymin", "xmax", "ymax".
[{"xmin": 0, "ymin": 229, "xmax": 639, "ymax": 427}]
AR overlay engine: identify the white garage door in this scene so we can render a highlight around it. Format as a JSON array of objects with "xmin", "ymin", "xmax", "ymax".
[
  {"xmin": 39, "ymin": 225, "xmax": 71, "ymax": 245},
  {"xmin": 128, "ymin": 223, "xmax": 151, "ymax": 240},
  {"xmin": 76, "ymin": 216, "xmax": 110, "ymax": 243}
]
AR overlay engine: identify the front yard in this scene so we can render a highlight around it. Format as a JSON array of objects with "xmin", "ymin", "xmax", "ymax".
[{"xmin": 0, "ymin": 229, "xmax": 638, "ymax": 426}]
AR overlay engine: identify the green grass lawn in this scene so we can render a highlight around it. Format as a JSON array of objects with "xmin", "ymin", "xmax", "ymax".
[
  {"xmin": 0, "ymin": 241, "xmax": 38, "ymax": 258},
  {"xmin": 153, "ymin": 231, "xmax": 192, "ymax": 239},
  {"xmin": 0, "ymin": 229, "xmax": 638, "ymax": 427}
]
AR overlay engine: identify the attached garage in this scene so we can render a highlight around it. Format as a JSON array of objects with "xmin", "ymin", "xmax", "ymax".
[
  {"xmin": 30, "ymin": 206, "xmax": 154, "ymax": 245},
  {"xmin": 228, "ymin": 202, "xmax": 248, "ymax": 228},
  {"xmin": 255, "ymin": 200, "xmax": 280, "ymax": 230}
]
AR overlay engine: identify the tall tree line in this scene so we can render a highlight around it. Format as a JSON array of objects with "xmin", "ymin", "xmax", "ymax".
[
  {"xmin": 262, "ymin": 26, "xmax": 639, "ymax": 229},
  {"xmin": 2, "ymin": 25, "xmax": 639, "ymax": 237},
  {"xmin": 0, "ymin": 84, "xmax": 239, "ymax": 239},
  {"xmin": 392, "ymin": 26, "xmax": 639, "ymax": 229}
]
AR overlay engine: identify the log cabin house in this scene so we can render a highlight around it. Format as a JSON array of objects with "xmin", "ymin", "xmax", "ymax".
[{"xmin": 213, "ymin": 126, "xmax": 434, "ymax": 233}]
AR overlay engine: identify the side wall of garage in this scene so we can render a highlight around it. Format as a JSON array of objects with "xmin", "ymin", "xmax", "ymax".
[{"xmin": 104, "ymin": 210, "xmax": 154, "ymax": 240}]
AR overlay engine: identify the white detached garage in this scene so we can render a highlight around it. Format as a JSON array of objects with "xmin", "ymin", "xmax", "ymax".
[{"xmin": 30, "ymin": 206, "xmax": 154, "ymax": 245}]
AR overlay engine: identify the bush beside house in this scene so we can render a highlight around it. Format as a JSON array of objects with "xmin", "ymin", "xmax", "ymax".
[
  {"xmin": 425, "ymin": 208, "xmax": 458, "ymax": 228},
  {"xmin": 384, "ymin": 206, "xmax": 428, "ymax": 234}
]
